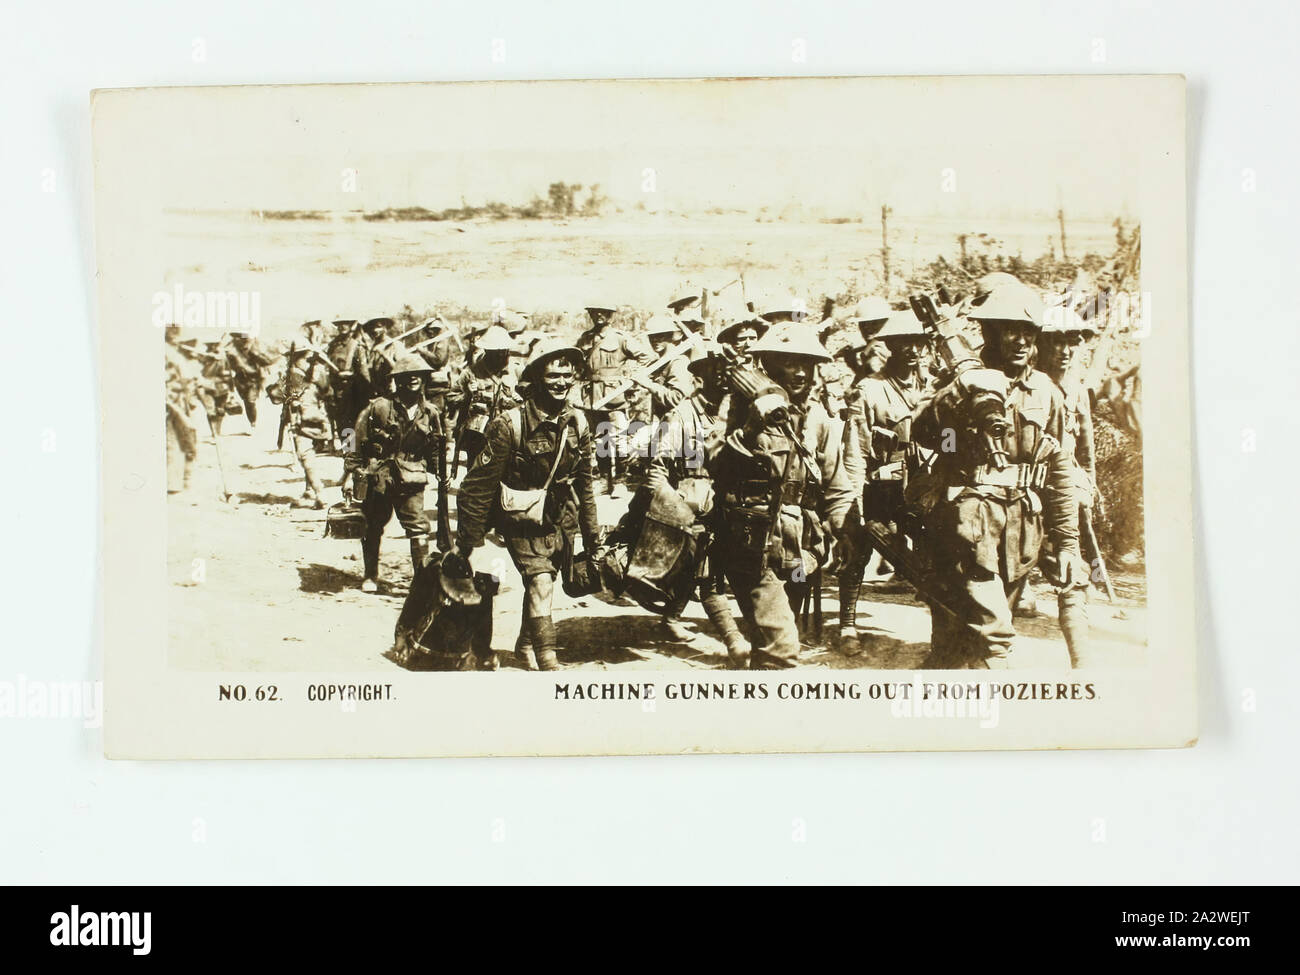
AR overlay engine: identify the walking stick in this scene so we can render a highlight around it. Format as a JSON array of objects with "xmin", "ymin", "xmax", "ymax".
[{"xmin": 203, "ymin": 409, "xmax": 232, "ymax": 502}]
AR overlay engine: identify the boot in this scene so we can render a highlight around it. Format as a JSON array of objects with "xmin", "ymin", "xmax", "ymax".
[
  {"xmin": 514, "ymin": 627, "xmax": 538, "ymax": 671},
  {"xmin": 361, "ymin": 534, "xmax": 381, "ymax": 592},
  {"xmin": 527, "ymin": 615, "xmax": 560, "ymax": 671},
  {"xmin": 1058, "ymin": 587, "xmax": 1089, "ymax": 668},
  {"xmin": 409, "ymin": 536, "xmax": 429, "ymax": 574},
  {"xmin": 660, "ymin": 616, "xmax": 693, "ymax": 643},
  {"xmin": 701, "ymin": 593, "xmax": 750, "ymax": 669},
  {"xmin": 837, "ymin": 572, "xmax": 863, "ymax": 656}
]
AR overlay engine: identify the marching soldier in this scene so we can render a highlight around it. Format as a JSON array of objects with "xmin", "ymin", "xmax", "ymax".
[
  {"xmin": 908, "ymin": 280, "xmax": 1083, "ymax": 669},
  {"xmin": 717, "ymin": 314, "xmax": 767, "ymax": 365},
  {"xmin": 576, "ymin": 301, "xmax": 654, "ymax": 497},
  {"xmin": 281, "ymin": 334, "xmax": 334, "ymax": 509},
  {"xmin": 711, "ymin": 324, "xmax": 857, "ymax": 669},
  {"xmin": 218, "ymin": 331, "xmax": 276, "ymax": 428},
  {"xmin": 447, "ymin": 324, "xmax": 519, "ymax": 472},
  {"xmin": 165, "ymin": 326, "xmax": 200, "ymax": 494},
  {"xmin": 327, "ymin": 317, "xmax": 391, "ymax": 434},
  {"xmin": 341, "ymin": 352, "xmax": 447, "ymax": 593},
  {"xmin": 638, "ymin": 314, "xmax": 693, "ymax": 417},
  {"xmin": 194, "ymin": 340, "xmax": 237, "ymax": 436},
  {"xmin": 443, "ymin": 339, "xmax": 601, "ymax": 672},
  {"xmin": 644, "ymin": 340, "xmax": 749, "ymax": 665},
  {"xmin": 1036, "ymin": 302, "xmax": 1099, "ymax": 665},
  {"xmin": 836, "ymin": 309, "xmax": 936, "ymax": 655}
]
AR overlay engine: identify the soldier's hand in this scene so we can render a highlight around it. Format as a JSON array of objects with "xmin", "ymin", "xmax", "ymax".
[
  {"xmin": 644, "ymin": 465, "xmax": 670, "ymax": 493},
  {"xmin": 340, "ymin": 475, "xmax": 354, "ymax": 504},
  {"xmin": 1045, "ymin": 546, "xmax": 1089, "ymax": 590}
]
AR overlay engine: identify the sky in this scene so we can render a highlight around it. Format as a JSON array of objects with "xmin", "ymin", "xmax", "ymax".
[{"xmin": 98, "ymin": 75, "xmax": 1161, "ymax": 223}]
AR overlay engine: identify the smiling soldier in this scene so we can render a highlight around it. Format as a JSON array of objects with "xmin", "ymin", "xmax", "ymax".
[{"xmin": 444, "ymin": 339, "xmax": 601, "ymax": 671}]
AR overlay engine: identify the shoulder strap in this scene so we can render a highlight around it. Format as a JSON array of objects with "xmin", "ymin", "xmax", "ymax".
[
  {"xmin": 541, "ymin": 414, "xmax": 570, "ymax": 490},
  {"xmin": 505, "ymin": 407, "xmax": 524, "ymax": 450}
]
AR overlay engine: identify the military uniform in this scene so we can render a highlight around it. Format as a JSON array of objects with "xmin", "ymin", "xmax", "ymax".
[
  {"xmin": 447, "ymin": 326, "xmax": 520, "ymax": 470},
  {"xmin": 647, "ymin": 384, "xmax": 751, "ymax": 666},
  {"xmin": 345, "ymin": 360, "xmax": 447, "ymax": 589},
  {"xmin": 285, "ymin": 349, "xmax": 334, "ymax": 507},
  {"xmin": 221, "ymin": 333, "xmax": 276, "ymax": 427},
  {"xmin": 577, "ymin": 313, "xmax": 654, "ymax": 492},
  {"xmin": 909, "ymin": 282, "xmax": 1081, "ymax": 668},
  {"xmin": 451, "ymin": 340, "xmax": 599, "ymax": 670},
  {"xmin": 455, "ymin": 400, "xmax": 598, "ymax": 579},
  {"xmin": 1038, "ymin": 307, "xmax": 1099, "ymax": 666},
  {"xmin": 711, "ymin": 326, "xmax": 856, "ymax": 668},
  {"xmin": 165, "ymin": 334, "xmax": 200, "ymax": 494}
]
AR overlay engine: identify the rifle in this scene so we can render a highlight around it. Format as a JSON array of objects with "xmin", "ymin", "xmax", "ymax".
[
  {"xmin": 374, "ymin": 318, "xmax": 441, "ymax": 353},
  {"xmin": 590, "ymin": 333, "xmax": 700, "ymax": 411},
  {"xmin": 435, "ymin": 433, "xmax": 452, "ymax": 553},
  {"xmin": 1078, "ymin": 504, "xmax": 1116, "ymax": 603},
  {"xmin": 203, "ymin": 407, "xmax": 232, "ymax": 502},
  {"xmin": 276, "ymin": 341, "xmax": 295, "ymax": 451}
]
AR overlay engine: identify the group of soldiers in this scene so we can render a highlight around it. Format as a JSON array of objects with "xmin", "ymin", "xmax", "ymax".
[{"xmin": 166, "ymin": 271, "xmax": 1114, "ymax": 672}]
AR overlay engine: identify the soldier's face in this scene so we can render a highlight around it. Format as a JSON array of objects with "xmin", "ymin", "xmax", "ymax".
[
  {"xmin": 1048, "ymin": 332, "xmax": 1085, "ymax": 373},
  {"xmin": 731, "ymin": 327, "xmax": 758, "ymax": 354},
  {"xmin": 539, "ymin": 360, "xmax": 576, "ymax": 405},
  {"xmin": 998, "ymin": 324, "xmax": 1037, "ymax": 371},
  {"xmin": 650, "ymin": 335, "xmax": 671, "ymax": 356},
  {"xmin": 481, "ymin": 349, "xmax": 508, "ymax": 372},
  {"xmin": 889, "ymin": 338, "xmax": 926, "ymax": 370},
  {"xmin": 588, "ymin": 310, "xmax": 612, "ymax": 329},
  {"xmin": 396, "ymin": 375, "xmax": 424, "ymax": 400},
  {"xmin": 765, "ymin": 355, "xmax": 814, "ymax": 399}
]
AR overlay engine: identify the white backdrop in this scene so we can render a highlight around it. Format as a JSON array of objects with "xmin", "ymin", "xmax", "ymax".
[{"xmin": 1, "ymin": 0, "xmax": 1295, "ymax": 884}]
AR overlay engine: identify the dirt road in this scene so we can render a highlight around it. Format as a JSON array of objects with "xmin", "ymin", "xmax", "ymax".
[{"xmin": 167, "ymin": 403, "xmax": 1148, "ymax": 673}]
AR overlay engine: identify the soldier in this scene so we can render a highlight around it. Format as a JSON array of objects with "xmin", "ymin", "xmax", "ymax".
[
  {"xmin": 908, "ymin": 280, "xmax": 1084, "ymax": 669},
  {"xmin": 341, "ymin": 352, "xmax": 446, "ymax": 593},
  {"xmin": 415, "ymin": 315, "xmax": 456, "ymax": 415},
  {"xmin": 711, "ymin": 324, "xmax": 857, "ymax": 669},
  {"xmin": 223, "ymin": 331, "xmax": 277, "ymax": 428},
  {"xmin": 281, "ymin": 334, "xmax": 335, "ymax": 509},
  {"xmin": 637, "ymin": 315, "xmax": 693, "ymax": 417},
  {"xmin": 667, "ymin": 282, "xmax": 703, "ymax": 320},
  {"xmin": 643, "ymin": 340, "xmax": 749, "ymax": 665},
  {"xmin": 717, "ymin": 315, "xmax": 768, "ymax": 365},
  {"xmin": 1036, "ymin": 303, "xmax": 1098, "ymax": 665},
  {"xmin": 164, "ymin": 326, "xmax": 200, "ymax": 494},
  {"xmin": 447, "ymin": 324, "xmax": 519, "ymax": 472},
  {"xmin": 193, "ymin": 340, "xmax": 237, "ymax": 436},
  {"xmin": 576, "ymin": 302, "xmax": 654, "ymax": 497},
  {"xmin": 443, "ymin": 339, "xmax": 600, "ymax": 672},
  {"xmin": 327, "ymin": 317, "xmax": 391, "ymax": 435},
  {"xmin": 836, "ymin": 310, "xmax": 936, "ymax": 655}
]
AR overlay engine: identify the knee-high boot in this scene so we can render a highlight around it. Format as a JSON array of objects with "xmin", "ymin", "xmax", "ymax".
[
  {"xmin": 361, "ymin": 533, "xmax": 382, "ymax": 589},
  {"xmin": 836, "ymin": 564, "xmax": 865, "ymax": 656}
]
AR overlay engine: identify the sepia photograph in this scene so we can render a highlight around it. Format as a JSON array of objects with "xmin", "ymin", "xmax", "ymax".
[{"xmin": 96, "ymin": 75, "xmax": 1192, "ymax": 757}]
